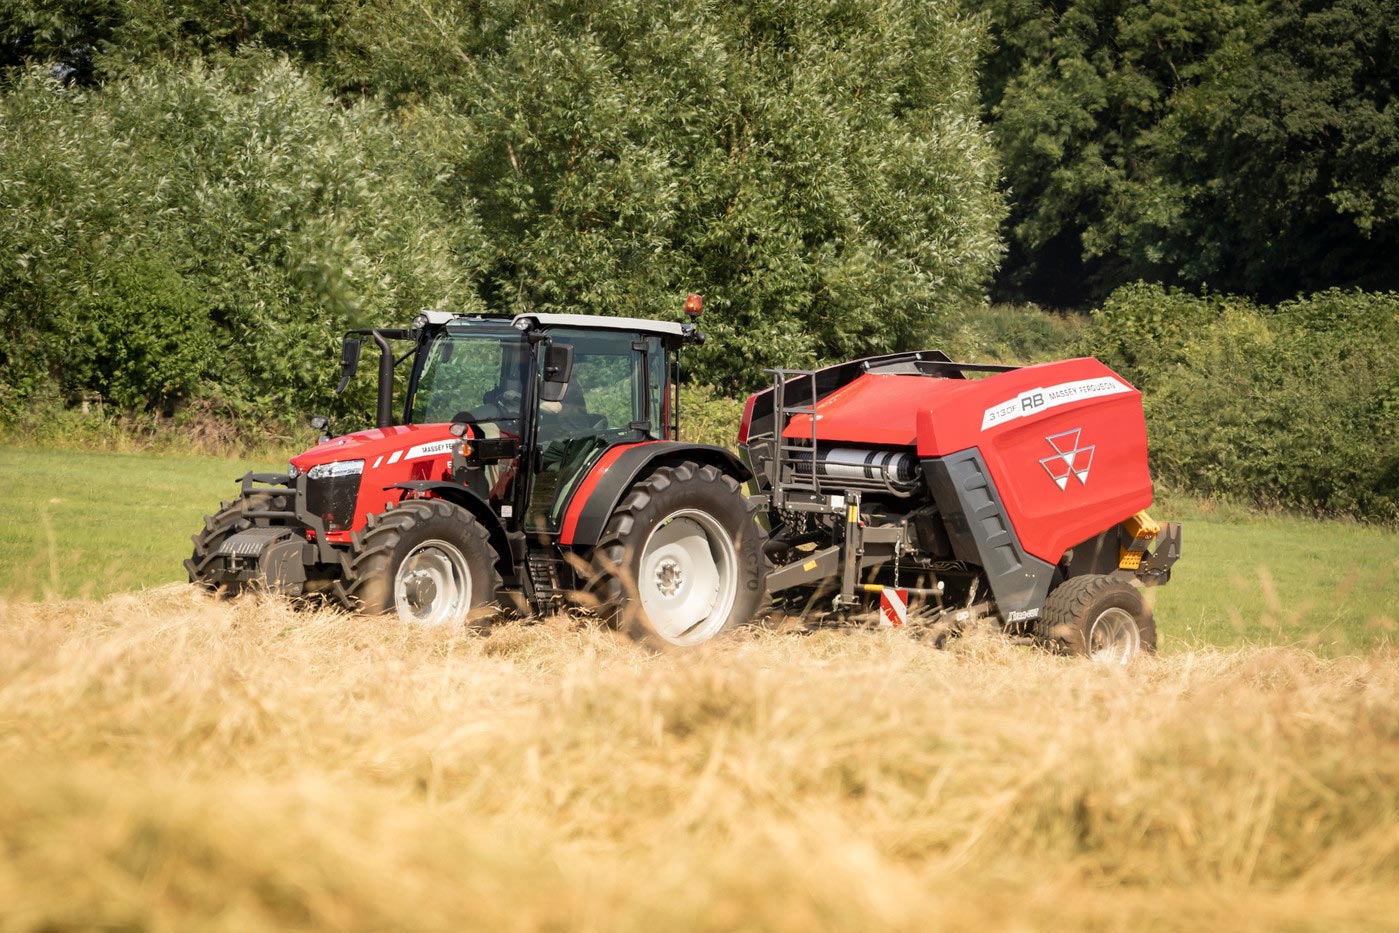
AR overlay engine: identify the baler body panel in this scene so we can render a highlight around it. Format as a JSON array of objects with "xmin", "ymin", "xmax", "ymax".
[
  {"xmin": 768, "ymin": 357, "xmax": 1153, "ymax": 567},
  {"xmin": 782, "ymin": 373, "xmax": 945, "ymax": 446},
  {"xmin": 913, "ymin": 358, "xmax": 1153, "ymax": 565}
]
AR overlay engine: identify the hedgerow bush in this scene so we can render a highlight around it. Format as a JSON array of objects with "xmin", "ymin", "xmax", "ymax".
[
  {"xmin": 0, "ymin": 55, "xmax": 481, "ymax": 428},
  {"xmin": 1082, "ymin": 284, "xmax": 1399, "ymax": 521}
]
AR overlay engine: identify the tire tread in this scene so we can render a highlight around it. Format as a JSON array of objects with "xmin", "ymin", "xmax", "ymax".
[
  {"xmin": 344, "ymin": 499, "xmax": 502, "ymax": 616},
  {"xmin": 1036, "ymin": 573, "xmax": 1157, "ymax": 656},
  {"xmin": 590, "ymin": 462, "xmax": 769, "ymax": 644}
]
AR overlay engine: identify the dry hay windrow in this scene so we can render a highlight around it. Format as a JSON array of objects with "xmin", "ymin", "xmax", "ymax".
[{"xmin": 1, "ymin": 587, "xmax": 1396, "ymax": 931}]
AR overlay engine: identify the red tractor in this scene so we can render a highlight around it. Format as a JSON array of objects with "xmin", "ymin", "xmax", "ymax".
[{"xmin": 188, "ymin": 300, "xmax": 1180, "ymax": 660}]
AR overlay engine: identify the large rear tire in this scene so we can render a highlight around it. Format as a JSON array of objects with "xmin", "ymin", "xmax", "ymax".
[
  {"xmin": 1036, "ymin": 574, "xmax": 1156, "ymax": 663},
  {"xmin": 590, "ymin": 463, "xmax": 767, "ymax": 647},
  {"xmin": 185, "ymin": 492, "xmax": 280, "ymax": 594},
  {"xmin": 345, "ymin": 499, "xmax": 502, "ymax": 626}
]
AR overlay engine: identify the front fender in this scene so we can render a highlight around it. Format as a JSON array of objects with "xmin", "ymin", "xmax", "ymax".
[
  {"xmin": 557, "ymin": 442, "xmax": 751, "ymax": 547},
  {"xmin": 387, "ymin": 481, "xmax": 515, "ymax": 572}
]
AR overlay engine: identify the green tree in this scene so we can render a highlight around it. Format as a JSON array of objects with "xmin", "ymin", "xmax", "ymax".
[
  {"xmin": 986, "ymin": 0, "xmax": 1399, "ymax": 306},
  {"xmin": 0, "ymin": 56, "xmax": 482, "ymax": 422},
  {"xmin": 0, "ymin": 0, "xmax": 1007, "ymax": 408},
  {"xmin": 1141, "ymin": 0, "xmax": 1399, "ymax": 300},
  {"xmin": 382, "ymin": 0, "xmax": 1007, "ymax": 389}
]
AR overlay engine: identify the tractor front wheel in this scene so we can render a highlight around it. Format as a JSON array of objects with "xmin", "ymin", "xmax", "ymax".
[
  {"xmin": 345, "ymin": 499, "xmax": 502, "ymax": 626},
  {"xmin": 1037, "ymin": 574, "xmax": 1157, "ymax": 663},
  {"xmin": 591, "ymin": 463, "xmax": 767, "ymax": 647},
  {"xmin": 186, "ymin": 492, "xmax": 279, "ymax": 595}
]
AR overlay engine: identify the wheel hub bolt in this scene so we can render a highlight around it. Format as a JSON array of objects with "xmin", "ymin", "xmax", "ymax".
[
  {"xmin": 655, "ymin": 558, "xmax": 684, "ymax": 597},
  {"xmin": 404, "ymin": 570, "xmax": 437, "ymax": 608}
]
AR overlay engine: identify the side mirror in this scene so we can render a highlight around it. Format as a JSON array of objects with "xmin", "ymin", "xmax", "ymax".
[
  {"xmin": 335, "ymin": 336, "xmax": 362, "ymax": 394},
  {"xmin": 540, "ymin": 343, "xmax": 574, "ymax": 403}
]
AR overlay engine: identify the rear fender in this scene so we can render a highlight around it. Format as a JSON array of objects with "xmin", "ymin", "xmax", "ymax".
[
  {"xmin": 559, "ymin": 442, "xmax": 752, "ymax": 547},
  {"xmin": 387, "ymin": 481, "xmax": 515, "ymax": 573}
]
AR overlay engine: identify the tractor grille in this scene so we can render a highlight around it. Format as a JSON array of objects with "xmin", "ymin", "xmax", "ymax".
[{"xmin": 305, "ymin": 474, "xmax": 360, "ymax": 532}]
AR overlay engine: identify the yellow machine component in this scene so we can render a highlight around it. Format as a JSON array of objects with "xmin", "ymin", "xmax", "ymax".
[
  {"xmin": 1119, "ymin": 509, "xmax": 1162, "ymax": 570},
  {"xmin": 1123, "ymin": 510, "xmax": 1161, "ymax": 539}
]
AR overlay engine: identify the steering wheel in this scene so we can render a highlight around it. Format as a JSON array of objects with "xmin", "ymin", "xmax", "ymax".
[{"xmin": 454, "ymin": 388, "xmax": 523, "ymax": 425}]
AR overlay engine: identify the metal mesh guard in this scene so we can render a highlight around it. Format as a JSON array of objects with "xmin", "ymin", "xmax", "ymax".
[{"xmin": 216, "ymin": 526, "xmax": 297, "ymax": 558}]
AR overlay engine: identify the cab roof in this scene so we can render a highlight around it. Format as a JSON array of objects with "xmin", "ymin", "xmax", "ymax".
[{"xmin": 510, "ymin": 312, "xmax": 687, "ymax": 338}]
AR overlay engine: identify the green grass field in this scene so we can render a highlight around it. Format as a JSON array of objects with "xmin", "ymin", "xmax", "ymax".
[
  {"xmin": 1, "ymin": 444, "xmax": 1395, "ymax": 654},
  {"xmin": 0, "ymin": 446, "xmax": 282, "ymax": 601}
]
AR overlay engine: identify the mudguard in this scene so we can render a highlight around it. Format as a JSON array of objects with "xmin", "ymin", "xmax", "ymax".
[
  {"xmin": 558, "ymin": 442, "xmax": 752, "ymax": 547},
  {"xmin": 387, "ymin": 481, "xmax": 516, "ymax": 569}
]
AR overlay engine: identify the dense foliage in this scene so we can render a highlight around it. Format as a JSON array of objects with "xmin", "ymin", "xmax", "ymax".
[
  {"xmin": 0, "ymin": 0, "xmax": 1005, "ymax": 422},
  {"xmin": 1082, "ymin": 284, "xmax": 1399, "ymax": 520},
  {"xmin": 0, "ymin": 56, "xmax": 480, "ymax": 421},
  {"xmin": 986, "ymin": 0, "xmax": 1399, "ymax": 306}
]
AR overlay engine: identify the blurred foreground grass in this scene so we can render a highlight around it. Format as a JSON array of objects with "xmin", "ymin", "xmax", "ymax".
[
  {"xmin": 0, "ymin": 591, "xmax": 1396, "ymax": 930},
  {"xmin": 3, "ymin": 444, "xmax": 1396, "ymax": 654}
]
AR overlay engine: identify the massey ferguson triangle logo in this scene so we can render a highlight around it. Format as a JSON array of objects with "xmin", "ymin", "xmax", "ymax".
[{"xmin": 1040, "ymin": 429, "xmax": 1094, "ymax": 490}]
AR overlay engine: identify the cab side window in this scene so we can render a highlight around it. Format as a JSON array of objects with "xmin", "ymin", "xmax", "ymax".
[{"xmin": 537, "ymin": 329, "xmax": 650, "ymax": 443}]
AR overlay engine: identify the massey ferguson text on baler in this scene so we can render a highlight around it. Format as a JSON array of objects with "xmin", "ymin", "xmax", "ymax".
[{"xmin": 188, "ymin": 298, "xmax": 1180, "ymax": 661}]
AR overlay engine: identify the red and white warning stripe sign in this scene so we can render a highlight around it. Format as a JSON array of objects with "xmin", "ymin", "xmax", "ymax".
[{"xmin": 879, "ymin": 587, "xmax": 909, "ymax": 627}]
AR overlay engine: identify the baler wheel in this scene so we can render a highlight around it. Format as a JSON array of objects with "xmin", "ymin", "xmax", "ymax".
[
  {"xmin": 1037, "ymin": 574, "xmax": 1157, "ymax": 663},
  {"xmin": 590, "ymin": 462, "xmax": 768, "ymax": 647},
  {"xmin": 185, "ymin": 492, "xmax": 278, "ymax": 594},
  {"xmin": 345, "ymin": 499, "xmax": 502, "ymax": 626}
]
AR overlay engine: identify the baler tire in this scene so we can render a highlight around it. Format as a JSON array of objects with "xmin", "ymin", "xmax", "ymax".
[
  {"xmin": 1036, "ymin": 574, "xmax": 1156, "ymax": 663},
  {"xmin": 345, "ymin": 499, "xmax": 502, "ymax": 626},
  {"xmin": 589, "ymin": 462, "xmax": 768, "ymax": 647},
  {"xmin": 186, "ymin": 492, "xmax": 281, "ymax": 595}
]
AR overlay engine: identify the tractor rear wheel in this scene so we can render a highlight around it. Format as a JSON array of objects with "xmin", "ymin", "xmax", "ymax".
[
  {"xmin": 345, "ymin": 499, "xmax": 502, "ymax": 626},
  {"xmin": 590, "ymin": 463, "xmax": 767, "ymax": 647},
  {"xmin": 186, "ymin": 492, "xmax": 279, "ymax": 594},
  {"xmin": 1036, "ymin": 574, "xmax": 1156, "ymax": 663}
]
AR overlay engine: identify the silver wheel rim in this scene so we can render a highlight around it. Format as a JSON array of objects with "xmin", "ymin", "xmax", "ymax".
[
  {"xmin": 637, "ymin": 508, "xmax": 738, "ymax": 646},
  {"xmin": 1088, "ymin": 607, "xmax": 1141, "ymax": 664},
  {"xmin": 393, "ymin": 540, "xmax": 472, "ymax": 626}
]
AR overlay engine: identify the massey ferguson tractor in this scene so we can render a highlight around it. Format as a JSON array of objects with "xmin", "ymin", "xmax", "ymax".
[{"xmin": 187, "ymin": 298, "xmax": 1181, "ymax": 661}]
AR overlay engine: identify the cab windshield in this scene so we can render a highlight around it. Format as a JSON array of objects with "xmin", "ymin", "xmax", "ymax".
[{"xmin": 408, "ymin": 327, "xmax": 528, "ymax": 426}]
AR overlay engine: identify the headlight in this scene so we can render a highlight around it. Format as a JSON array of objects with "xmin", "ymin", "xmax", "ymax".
[
  {"xmin": 307, "ymin": 459, "xmax": 365, "ymax": 480},
  {"xmin": 288, "ymin": 463, "xmax": 299, "ymax": 479}
]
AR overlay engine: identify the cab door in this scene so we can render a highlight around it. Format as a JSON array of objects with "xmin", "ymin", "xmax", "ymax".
[{"xmin": 525, "ymin": 329, "xmax": 662, "ymax": 532}]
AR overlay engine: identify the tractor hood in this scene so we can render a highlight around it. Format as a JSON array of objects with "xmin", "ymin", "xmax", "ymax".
[
  {"xmin": 290, "ymin": 423, "xmax": 461, "ymax": 474},
  {"xmin": 289, "ymin": 422, "xmax": 467, "ymax": 540}
]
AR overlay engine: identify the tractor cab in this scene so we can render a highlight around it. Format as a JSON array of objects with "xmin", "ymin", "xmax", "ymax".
[{"xmin": 390, "ymin": 312, "xmax": 691, "ymax": 536}]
